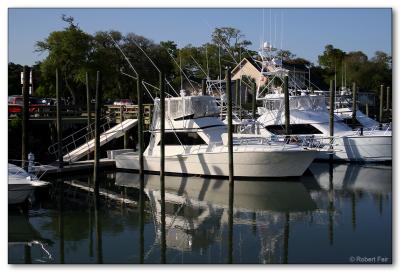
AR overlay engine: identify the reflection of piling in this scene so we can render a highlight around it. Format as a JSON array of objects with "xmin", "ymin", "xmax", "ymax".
[
  {"xmin": 365, "ymin": 103, "xmax": 369, "ymax": 117},
  {"xmin": 93, "ymin": 71, "xmax": 102, "ymax": 191},
  {"xmin": 86, "ymin": 72, "xmax": 91, "ymax": 159},
  {"xmin": 379, "ymin": 85, "xmax": 384, "ymax": 123},
  {"xmin": 351, "ymin": 192, "xmax": 356, "ymax": 231},
  {"xmin": 202, "ymin": 78, "xmax": 207, "ymax": 96},
  {"xmin": 88, "ymin": 177, "xmax": 94, "ymax": 257},
  {"xmin": 226, "ymin": 68, "xmax": 234, "ymax": 264},
  {"xmin": 283, "ymin": 213, "xmax": 290, "ymax": 264},
  {"xmin": 328, "ymin": 162, "xmax": 334, "ymax": 246},
  {"xmin": 58, "ymin": 179, "xmax": 65, "ymax": 263},
  {"xmin": 284, "ymin": 76, "xmax": 290, "ymax": 135},
  {"xmin": 352, "ymin": 82, "xmax": 357, "ymax": 123},
  {"xmin": 24, "ymin": 244, "xmax": 32, "ymax": 264},
  {"xmin": 56, "ymin": 69, "xmax": 63, "ymax": 168},
  {"xmin": 21, "ymin": 66, "xmax": 30, "ymax": 169},
  {"xmin": 94, "ymin": 193, "xmax": 103, "ymax": 264},
  {"xmin": 160, "ymin": 72, "xmax": 167, "ymax": 264},
  {"xmin": 252, "ymin": 81, "xmax": 257, "ymax": 120}
]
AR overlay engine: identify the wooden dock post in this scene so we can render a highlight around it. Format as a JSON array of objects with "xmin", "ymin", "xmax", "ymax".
[
  {"xmin": 329, "ymin": 80, "xmax": 335, "ymax": 138},
  {"xmin": 93, "ymin": 71, "xmax": 102, "ymax": 191},
  {"xmin": 160, "ymin": 71, "xmax": 166, "ymax": 264},
  {"xmin": 379, "ymin": 84, "xmax": 384, "ymax": 123},
  {"xmin": 235, "ymin": 79, "xmax": 240, "ymax": 111},
  {"xmin": 202, "ymin": 78, "xmax": 207, "ymax": 96},
  {"xmin": 284, "ymin": 75, "xmax": 290, "ymax": 135},
  {"xmin": 352, "ymin": 82, "xmax": 357, "ymax": 123},
  {"xmin": 86, "ymin": 72, "xmax": 91, "ymax": 159},
  {"xmin": 21, "ymin": 66, "xmax": 30, "ymax": 169},
  {"xmin": 386, "ymin": 86, "xmax": 390, "ymax": 111},
  {"xmin": 252, "ymin": 81, "xmax": 257, "ymax": 120},
  {"xmin": 226, "ymin": 68, "xmax": 234, "ymax": 264},
  {"xmin": 137, "ymin": 74, "xmax": 145, "ymax": 264},
  {"xmin": 365, "ymin": 103, "xmax": 369, "ymax": 117},
  {"xmin": 56, "ymin": 69, "xmax": 63, "ymax": 168}
]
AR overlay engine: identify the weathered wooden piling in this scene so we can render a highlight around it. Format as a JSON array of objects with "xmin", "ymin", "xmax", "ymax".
[
  {"xmin": 365, "ymin": 103, "xmax": 369, "ymax": 117},
  {"xmin": 137, "ymin": 73, "xmax": 145, "ymax": 264},
  {"xmin": 202, "ymin": 78, "xmax": 207, "ymax": 96},
  {"xmin": 329, "ymin": 80, "xmax": 334, "ymax": 138},
  {"xmin": 252, "ymin": 81, "xmax": 257, "ymax": 120},
  {"xmin": 160, "ymin": 71, "xmax": 166, "ymax": 264},
  {"xmin": 284, "ymin": 75, "xmax": 290, "ymax": 135},
  {"xmin": 226, "ymin": 68, "xmax": 234, "ymax": 264},
  {"xmin": 93, "ymin": 71, "xmax": 102, "ymax": 190},
  {"xmin": 21, "ymin": 66, "xmax": 30, "ymax": 168},
  {"xmin": 386, "ymin": 86, "xmax": 390, "ymax": 111},
  {"xmin": 86, "ymin": 72, "xmax": 91, "ymax": 159},
  {"xmin": 235, "ymin": 79, "xmax": 240, "ymax": 110},
  {"xmin": 56, "ymin": 69, "xmax": 63, "ymax": 168},
  {"xmin": 379, "ymin": 84, "xmax": 384, "ymax": 123},
  {"xmin": 352, "ymin": 82, "xmax": 357, "ymax": 123}
]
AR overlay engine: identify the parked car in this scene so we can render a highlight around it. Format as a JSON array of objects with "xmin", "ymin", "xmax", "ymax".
[
  {"xmin": 113, "ymin": 99, "xmax": 133, "ymax": 106},
  {"xmin": 8, "ymin": 95, "xmax": 47, "ymax": 116}
]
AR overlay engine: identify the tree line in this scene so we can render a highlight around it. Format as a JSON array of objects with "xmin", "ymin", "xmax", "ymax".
[{"xmin": 8, "ymin": 15, "xmax": 392, "ymax": 106}]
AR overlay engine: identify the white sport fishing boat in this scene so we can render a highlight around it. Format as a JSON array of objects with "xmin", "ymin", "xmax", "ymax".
[
  {"xmin": 8, "ymin": 163, "xmax": 48, "ymax": 205},
  {"xmin": 115, "ymin": 95, "xmax": 319, "ymax": 178},
  {"xmin": 249, "ymin": 42, "xmax": 391, "ymax": 162}
]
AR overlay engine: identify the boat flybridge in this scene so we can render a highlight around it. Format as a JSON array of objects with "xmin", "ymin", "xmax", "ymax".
[
  {"xmin": 115, "ymin": 95, "xmax": 320, "ymax": 178},
  {"xmin": 250, "ymin": 42, "xmax": 392, "ymax": 162}
]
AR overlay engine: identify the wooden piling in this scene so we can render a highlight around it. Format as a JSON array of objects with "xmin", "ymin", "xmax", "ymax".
[
  {"xmin": 386, "ymin": 86, "xmax": 390, "ymax": 111},
  {"xmin": 252, "ymin": 81, "xmax": 257, "ymax": 120},
  {"xmin": 226, "ymin": 68, "xmax": 234, "ymax": 264},
  {"xmin": 21, "ymin": 66, "xmax": 30, "ymax": 168},
  {"xmin": 86, "ymin": 72, "xmax": 91, "ymax": 159},
  {"xmin": 93, "ymin": 71, "xmax": 102, "ymax": 191},
  {"xmin": 137, "ymin": 74, "xmax": 145, "ymax": 264},
  {"xmin": 352, "ymin": 82, "xmax": 357, "ymax": 123},
  {"xmin": 379, "ymin": 85, "xmax": 384, "ymax": 123},
  {"xmin": 56, "ymin": 69, "xmax": 63, "ymax": 168},
  {"xmin": 329, "ymin": 80, "xmax": 334, "ymax": 138},
  {"xmin": 284, "ymin": 76, "xmax": 290, "ymax": 135},
  {"xmin": 202, "ymin": 78, "xmax": 207, "ymax": 96},
  {"xmin": 160, "ymin": 71, "xmax": 166, "ymax": 264},
  {"xmin": 235, "ymin": 79, "xmax": 240, "ymax": 109}
]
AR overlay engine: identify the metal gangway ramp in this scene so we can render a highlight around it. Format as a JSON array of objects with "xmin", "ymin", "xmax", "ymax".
[{"xmin": 49, "ymin": 117, "xmax": 138, "ymax": 163}]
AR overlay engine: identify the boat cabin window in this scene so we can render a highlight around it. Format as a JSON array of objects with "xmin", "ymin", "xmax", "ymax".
[
  {"xmin": 160, "ymin": 132, "xmax": 207, "ymax": 145},
  {"xmin": 265, "ymin": 124, "xmax": 323, "ymax": 135},
  {"xmin": 342, "ymin": 118, "xmax": 363, "ymax": 129}
]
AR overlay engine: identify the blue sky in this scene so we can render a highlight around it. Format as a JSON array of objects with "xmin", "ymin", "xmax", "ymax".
[{"xmin": 8, "ymin": 8, "xmax": 392, "ymax": 66}]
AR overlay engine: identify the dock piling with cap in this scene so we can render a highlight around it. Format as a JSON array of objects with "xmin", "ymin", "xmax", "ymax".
[
  {"xmin": 93, "ymin": 71, "xmax": 102, "ymax": 191},
  {"xmin": 21, "ymin": 66, "xmax": 30, "ymax": 169}
]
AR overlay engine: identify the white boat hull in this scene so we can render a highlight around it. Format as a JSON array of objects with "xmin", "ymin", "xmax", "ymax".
[
  {"xmin": 115, "ymin": 150, "xmax": 318, "ymax": 178},
  {"xmin": 317, "ymin": 135, "xmax": 391, "ymax": 162},
  {"xmin": 8, "ymin": 183, "xmax": 34, "ymax": 205}
]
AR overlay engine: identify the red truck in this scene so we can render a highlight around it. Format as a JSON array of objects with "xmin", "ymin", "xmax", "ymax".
[{"xmin": 8, "ymin": 95, "xmax": 49, "ymax": 116}]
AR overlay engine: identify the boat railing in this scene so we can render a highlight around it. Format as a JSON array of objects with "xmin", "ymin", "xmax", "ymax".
[
  {"xmin": 210, "ymin": 135, "xmax": 337, "ymax": 152},
  {"xmin": 353, "ymin": 122, "xmax": 392, "ymax": 136},
  {"xmin": 8, "ymin": 159, "xmax": 50, "ymax": 180}
]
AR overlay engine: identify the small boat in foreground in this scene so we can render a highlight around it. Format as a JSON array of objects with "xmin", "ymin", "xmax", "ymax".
[{"xmin": 8, "ymin": 163, "xmax": 48, "ymax": 205}]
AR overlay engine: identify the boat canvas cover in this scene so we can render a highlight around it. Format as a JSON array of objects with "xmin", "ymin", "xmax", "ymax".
[
  {"xmin": 264, "ymin": 95, "xmax": 327, "ymax": 111},
  {"xmin": 155, "ymin": 96, "xmax": 220, "ymax": 120}
]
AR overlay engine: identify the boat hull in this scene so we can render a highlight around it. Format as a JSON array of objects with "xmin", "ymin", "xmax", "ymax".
[
  {"xmin": 115, "ymin": 150, "xmax": 318, "ymax": 178},
  {"xmin": 8, "ymin": 184, "xmax": 34, "ymax": 205},
  {"xmin": 317, "ymin": 135, "xmax": 392, "ymax": 162}
]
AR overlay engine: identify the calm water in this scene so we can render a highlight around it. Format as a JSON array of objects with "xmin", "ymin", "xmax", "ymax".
[{"xmin": 8, "ymin": 162, "xmax": 392, "ymax": 264}]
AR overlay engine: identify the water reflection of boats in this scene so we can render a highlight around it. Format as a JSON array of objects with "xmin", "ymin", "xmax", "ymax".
[
  {"xmin": 309, "ymin": 163, "xmax": 391, "ymax": 194},
  {"xmin": 115, "ymin": 172, "xmax": 317, "ymax": 257},
  {"xmin": 8, "ymin": 214, "xmax": 53, "ymax": 262}
]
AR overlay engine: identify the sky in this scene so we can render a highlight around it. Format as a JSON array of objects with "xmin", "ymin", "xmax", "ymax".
[{"xmin": 8, "ymin": 8, "xmax": 392, "ymax": 66}]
